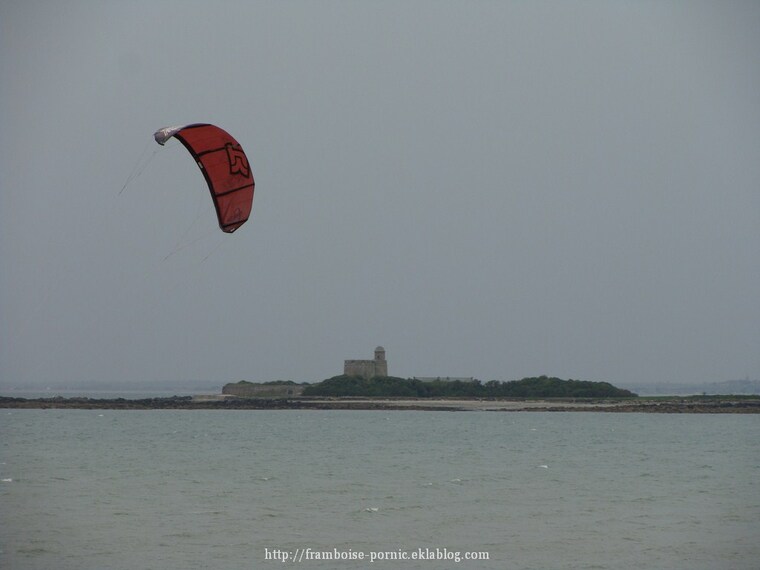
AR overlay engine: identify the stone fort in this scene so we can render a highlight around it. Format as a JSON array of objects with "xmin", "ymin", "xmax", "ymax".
[{"xmin": 344, "ymin": 346, "xmax": 388, "ymax": 380}]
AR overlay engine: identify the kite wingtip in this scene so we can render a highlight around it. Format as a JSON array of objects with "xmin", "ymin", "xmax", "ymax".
[{"xmin": 153, "ymin": 125, "xmax": 187, "ymax": 146}]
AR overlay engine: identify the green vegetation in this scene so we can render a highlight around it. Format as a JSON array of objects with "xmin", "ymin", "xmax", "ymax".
[{"xmin": 301, "ymin": 375, "xmax": 636, "ymax": 398}]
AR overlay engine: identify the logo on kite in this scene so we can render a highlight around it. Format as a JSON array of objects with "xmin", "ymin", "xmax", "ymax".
[
  {"xmin": 226, "ymin": 143, "xmax": 251, "ymax": 178},
  {"xmin": 153, "ymin": 123, "xmax": 255, "ymax": 233}
]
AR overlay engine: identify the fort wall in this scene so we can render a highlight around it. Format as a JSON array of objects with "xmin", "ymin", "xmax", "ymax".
[
  {"xmin": 222, "ymin": 383, "xmax": 304, "ymax": 398},
  {"xmin": 344, "ymin": 346, "xmax": 388, "ymax": 379}
]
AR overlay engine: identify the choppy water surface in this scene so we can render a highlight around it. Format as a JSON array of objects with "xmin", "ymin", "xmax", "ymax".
[{"xmin": 1, "ymin": 410, "xmax": 758, "ymax": 569}]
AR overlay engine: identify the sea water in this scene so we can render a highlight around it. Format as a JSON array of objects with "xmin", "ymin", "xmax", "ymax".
[{"xmin": 1, "ymin": 409, "xmax": 758, "ymax": 570}]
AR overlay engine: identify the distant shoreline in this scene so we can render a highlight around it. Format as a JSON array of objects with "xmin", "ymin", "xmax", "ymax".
[{"xmin": 1, "ymin": 395, "xmax": 759, "ymax": 413}]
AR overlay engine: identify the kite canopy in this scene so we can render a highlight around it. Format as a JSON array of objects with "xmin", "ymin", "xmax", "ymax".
[{"xmin": 154, "ymin": 123, "xmax": 254, "ymax": 233}]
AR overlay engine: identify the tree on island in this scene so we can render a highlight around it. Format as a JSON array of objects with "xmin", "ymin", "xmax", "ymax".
[{"xmin": 301, "ymin": 375, "xmax": 636, "ymax": 398}]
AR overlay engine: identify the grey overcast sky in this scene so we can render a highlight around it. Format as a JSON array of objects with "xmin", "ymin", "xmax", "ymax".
[{"xmin": 1, "ymin": 1, "xmax": 758, "ymax": 388}]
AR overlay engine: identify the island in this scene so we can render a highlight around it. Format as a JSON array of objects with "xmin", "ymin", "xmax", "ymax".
[{"xmin": 2, "ymin": 376, "xmax": 759, "ymax": 412}]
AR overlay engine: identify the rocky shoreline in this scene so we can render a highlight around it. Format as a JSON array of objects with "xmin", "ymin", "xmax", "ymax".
[{"xmin": 1, "ymin": 395, "xmax": 759, "ymax": 413}]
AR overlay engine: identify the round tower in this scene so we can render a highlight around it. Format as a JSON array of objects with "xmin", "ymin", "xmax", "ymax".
[{"xmin": 374, "ymin": 346, "xmax": 387, "ymax": 377}]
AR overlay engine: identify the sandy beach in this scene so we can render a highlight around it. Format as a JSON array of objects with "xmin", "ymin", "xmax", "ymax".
[{"xmin": 291, "ymin": 397, "xmax": 760, "ymax": 413}]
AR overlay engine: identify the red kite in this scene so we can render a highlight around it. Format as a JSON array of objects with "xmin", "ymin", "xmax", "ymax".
[{"xmin": 154, "ymin": 123, "xmax": 254, "ymax": 233}]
